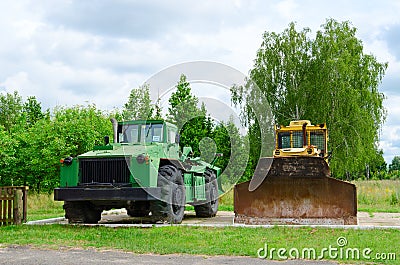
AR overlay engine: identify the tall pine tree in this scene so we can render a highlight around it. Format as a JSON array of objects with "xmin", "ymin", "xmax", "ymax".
[{"xmin": 168, "ymin": 74, "xmax": 213, "ymax": 157}]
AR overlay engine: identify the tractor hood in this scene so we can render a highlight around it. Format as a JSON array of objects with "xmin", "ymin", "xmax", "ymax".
[{"xmin": 78, "ymin": 143, "xmax": 164, "ymax": 159}]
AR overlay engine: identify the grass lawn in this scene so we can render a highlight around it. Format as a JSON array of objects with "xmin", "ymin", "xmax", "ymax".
[
  {"xmin": 4, "ymin": 180, "xmax": 397, "ymax": 264},
  {"xmin": 0, "ymin": 224, "xmax": 399, "ymax": 264}
]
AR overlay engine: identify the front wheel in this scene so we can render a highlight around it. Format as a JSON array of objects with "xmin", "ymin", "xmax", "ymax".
[
  {"xmin": 64, "ymin": 201, "xmax": 102, "ymax": 224},
  {"xmin": 150, "ymin": 165, "xmax": 186, "ymax": 224},
  {"xmin": 126, "ymin": 201, "xmax": 150, "ymax": 217}
]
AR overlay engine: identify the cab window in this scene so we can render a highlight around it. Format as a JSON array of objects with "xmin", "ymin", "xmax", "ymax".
[
  {"xmin": 278, "ymin": 132, "xmax": 291, "ymax": 149},
  {"xmin": 310, "ymin": 131, "xmax": 325, "ymax": 153},
  {"xmin": 119, "ymin": 124, "xmax": 140, "ymax": 143},
  {"xmin": 292, "ymin": 131, "xmax": 303, "ymax": 148},
  {"xmin": 140, "ymin": 124, "xmax": 163, "ymax": 143},
  {"xmin": 167, "ymin": 128, "xmax": 176, "ymax": 144}
]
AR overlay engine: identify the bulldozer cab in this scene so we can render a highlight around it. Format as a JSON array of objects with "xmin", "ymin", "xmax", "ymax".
[{"xmin": 274, "ymin": 120, "xmax": 328, "ymax": 160}]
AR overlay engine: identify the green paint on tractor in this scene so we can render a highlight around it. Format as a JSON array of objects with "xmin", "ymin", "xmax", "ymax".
[{"xmin": 54, "ymin": 119, "xmax": 222, "ymax": 224}]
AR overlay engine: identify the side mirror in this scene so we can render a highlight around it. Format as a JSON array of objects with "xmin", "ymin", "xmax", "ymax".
[
  {"xmin": 104, "ymin": 135, "xmax": 110, "ymax": 145},
  {"xmin": 175, "ymin": 133, "xmax": 180, "ymax": 144}
]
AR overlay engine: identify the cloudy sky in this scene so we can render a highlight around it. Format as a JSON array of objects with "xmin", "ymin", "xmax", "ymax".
[{"xmin": 0, "ymin": 0, "xmax": 399, "ymax": 164}]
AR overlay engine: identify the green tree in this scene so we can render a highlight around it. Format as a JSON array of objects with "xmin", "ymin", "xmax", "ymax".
[
  {"xmin": 10, "ymin": 104, "xmax": 113, "ymax": 192},
  {"xmin": 310, "ymin": 20, "xmax": 387, "ymax": 179},
  {"xmin": 0, "ymin": 126, "xmax": 17, "ymax": 185},
  {"xmin": 232, "ymin": 19, "xmax": 387, "ymax": 179},
  {"xmin": 0, "ymin": 91, "xmax": 23, "ymax": 132},
  {"xmin": 153, "ymin": 97, "xmax": 163, "ymax": 120},
  {"xmin": 179, "ymin": 107, "xmax": 214, "ymax": 157},
  {"xmin": 199, "ymin": 136, "xmax": 217, "ymax": 163},
  {"xmin": 168, "ymin": 74, "xmax": 213, "ymax": 157},
  {"xmin": 13, "ymin": 118, "xmax": 68, "ymax": 191},
  {"xmin": 213, "ymin": 118, "xmax": 249, "ymax": 187},
  {"xmin": 52, "ymin": 105, "xmax": 113, "ymax": 156},
  {"xmin": 168, "ymin": 75, "xmax": 200, "ymax": 128},
  {"xmin": 23, "ymin": 96, "xmax": 47, "ymax": 127},
  {"xmin": 389, "ymin": 156, "xmax": 400, "ymax": 172},
  {"xmin": 123, "ymin": 83, "xmax": 154, "ymax": 120},
  {"xmin": 367, "ymin": 149, "xmax": 387, "ymax": 179}
]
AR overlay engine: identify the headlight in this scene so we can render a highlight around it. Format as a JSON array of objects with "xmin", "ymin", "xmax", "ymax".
[
  {"xmin": 60, "ymin": 156, "xmax": 73, "ymax": 166},
  {"xmin": 136, "ymin": 154, "xmax": 146, "ymax": 164}
]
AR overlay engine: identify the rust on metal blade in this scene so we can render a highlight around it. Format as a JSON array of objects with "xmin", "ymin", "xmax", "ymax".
[
  {"xmin": 234, "ymin": 157, "xmax": 357, "ymax": 225},
  {"xmin": 267, "ymin": 157, "xmax": 331, "ymax": 179},
  {"xmin": 248, "ymin": 157, "xmax": 273, "ymax": 191},
  {"xmin": 248, "ymin": 157, "xmax": 330, "ymax": 192}
]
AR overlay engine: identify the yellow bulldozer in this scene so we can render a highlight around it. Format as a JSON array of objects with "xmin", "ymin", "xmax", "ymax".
[{"xmin": 234, "ymin": 120, "xmax": 357, "ymax": 225}]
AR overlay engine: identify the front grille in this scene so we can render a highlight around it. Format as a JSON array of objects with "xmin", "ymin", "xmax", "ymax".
[{"xmin": 79, "ymin": 157, "xmax": 131, "ymax": 184}]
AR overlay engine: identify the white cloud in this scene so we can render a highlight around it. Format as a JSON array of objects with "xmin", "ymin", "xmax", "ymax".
[
  {"xmin": 1, "ymin": 72, "xmax": 30, "ymax": 92},
  {"xmin": 275, "ymin": 0, "xmax": 298, "ymax": 20}
]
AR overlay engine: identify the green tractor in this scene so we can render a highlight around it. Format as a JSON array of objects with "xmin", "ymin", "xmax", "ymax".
[{"xmin": 54, "ymin": 119, "xmax": 222, "ymax": 224}]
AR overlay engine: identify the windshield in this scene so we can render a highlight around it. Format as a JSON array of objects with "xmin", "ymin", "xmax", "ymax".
[
  {"xmin": 119, "ymin": 124, "xmax": 140, "ymax": 143},
  {"xmin": 278, "ymin": 131, "xmax": 304, "ymax": 148},
  {"xmin": 118, "ymin": 123, "xmax": 163, "ymax": 143},
  {"xmin": 277, "ymin": 130, "xmax": 326, "ymax": 151},
  {"xmin": 140, "ymin": 124, "xmax": 163, "ymax": 143}
]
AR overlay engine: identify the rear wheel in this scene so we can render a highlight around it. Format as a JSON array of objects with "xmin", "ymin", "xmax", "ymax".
[
  {"xmin": 64, "ymin": 201, "xmax": 102, "ymax": 224},
  {"xmin": 150, "ymin": 165, "xmax": 186, "ymax": 224},
  {"xmin": 194, "ymin": 169, "xmax": 219, "ymax": 217}
]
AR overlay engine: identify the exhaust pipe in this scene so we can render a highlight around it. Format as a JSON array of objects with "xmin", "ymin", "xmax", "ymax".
[
  {"xmin": 110, "ymin": 118, "xmax": 118, "ymax": 143},
  {"xmin": 302, "ymin": 122, "xmax": 307, "ymax": 147}
]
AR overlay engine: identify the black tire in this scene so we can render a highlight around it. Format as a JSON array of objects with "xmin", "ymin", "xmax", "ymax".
[
  {"xmin": 126, "ymin": 201, "xmax": 150, "ymax": 217},
  {"xmin": 64, "ymin": 201, "xmax": 102, "ymax": 224},
  {"xmin": 194, "ymin": 169, "xmax": 219, "ymax": 218},
  {"xmin": 150, "ymin": 165, "xmax": 186, "ymax": 224}
]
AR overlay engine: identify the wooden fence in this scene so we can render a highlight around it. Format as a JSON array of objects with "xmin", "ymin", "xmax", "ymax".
[{"xmin": 0, "ymin": 186, "xmax": 28, "ymax": 226}]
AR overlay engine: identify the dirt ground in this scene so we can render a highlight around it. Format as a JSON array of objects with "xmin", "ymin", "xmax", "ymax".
[{"xmin": 357, "ymin": 212, "xmax": 400, "ymax": 226}]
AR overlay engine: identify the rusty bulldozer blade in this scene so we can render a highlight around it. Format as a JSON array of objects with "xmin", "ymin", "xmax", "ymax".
[{"xmin": 234, "ymin": 157, "xmax": 357, "ymax": 225}]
